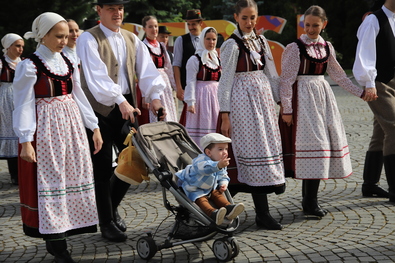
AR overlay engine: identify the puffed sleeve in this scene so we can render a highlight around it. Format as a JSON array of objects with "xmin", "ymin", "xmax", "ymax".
[
  {"xmin": 279, "ymin": 42, "xmax": 300, "ymax": 114},
  {"xmin": 217, "ymin": 39, "xmax": 239, "ymax": 112},
  {"xmin": 71, "ymin": 65, "xmax": 99, "ymax": 131},
  {"xmin": 352, "ymin": 14, "xmax": 379, "ymax": 88},
  {"xmin": 76, "ymin": 32, "xmax": 126, "ymax": 106},
  {"xmin": 326, "ymin": 42, "xmax": 363, "ymax": 97},
  {"xmin": 162, "ymin": 42, "xmax": 176, "ymax": 89},
  {"xmin": 12, "ymin": 59, "xmax": 37, "ymax": 143},
  {"xmin": 184, "ymin": 56, "xmax": 200, "ymax": 107},
  {"xmin": 172, "ymin": 36, "xmax": 183, "ymax": 67},
  {"xmin": 261, "ymin": 36, "xmax": 280, "ymax": 103}
]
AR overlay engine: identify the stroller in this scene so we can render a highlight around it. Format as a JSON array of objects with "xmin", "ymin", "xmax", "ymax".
[{"xmin": 132, "ymin": 121, "xmax": 241, "ymax": 261}]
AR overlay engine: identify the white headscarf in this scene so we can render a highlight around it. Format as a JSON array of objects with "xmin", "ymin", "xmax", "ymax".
[
  {"xmin": 24, "ymin": 12, "xmax": 66, "ymax": 48},
  {"xmin": 1, "ymin": 33, "xmax": 23, "ymax": 54},
  {"xmin": 195, "ymin": 27, "xmax": 220, "ymax": 67}
]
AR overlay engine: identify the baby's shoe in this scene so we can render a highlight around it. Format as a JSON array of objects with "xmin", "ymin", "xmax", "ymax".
[
  {"xmin": 211, "ymin": 207, "xmax": 227, "ymax": 225},
  {"xmin": 225, "ymin": 203, "xmax": 245, "ymax": 220}
]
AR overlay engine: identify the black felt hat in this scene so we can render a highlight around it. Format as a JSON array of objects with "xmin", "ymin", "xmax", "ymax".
[{"xmin": 158, "ymin": 26, "xmax": 171, "ymax": 34}]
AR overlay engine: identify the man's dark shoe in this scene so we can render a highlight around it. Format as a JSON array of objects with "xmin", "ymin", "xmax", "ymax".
[
  {"xmin": 100, "ymin": 221, "xmax": 127, "ymax": 242},
  {"xmin": 114, "ymin": 209, "xmax": 127, "ymax": 232}
]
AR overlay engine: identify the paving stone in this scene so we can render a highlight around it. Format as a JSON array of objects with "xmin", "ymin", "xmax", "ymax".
[{"xmin": 2, "ymin": 78, "xmax": 395, "ymax": 262}]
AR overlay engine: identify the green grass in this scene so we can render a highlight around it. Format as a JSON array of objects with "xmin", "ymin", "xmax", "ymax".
[{"xmin": 344, "ymin": 69, "xmax": 353, "ymax": 75}]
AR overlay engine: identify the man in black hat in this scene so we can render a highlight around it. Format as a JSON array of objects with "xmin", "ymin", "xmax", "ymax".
[
  {"xmin": 173, "ymin": 9, "xmax": 204, "ymax": 124},
  {"xmin": 77, "ymin": 0, "xmax": 167, "ymax": 242}
]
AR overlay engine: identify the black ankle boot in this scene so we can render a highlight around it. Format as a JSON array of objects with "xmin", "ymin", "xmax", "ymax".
[
  {"xmin": 362, "ymin": 151, "xmax": 388, "ymax": 198},
  {"xmin": 255, "ymin": 212, "xmax": 283, "ymax": 230},
  {"xmin": 7, "ymin": 158, "xmax": 18, "ymax": 185},
  {"xmin": 252, "ymin": 193, "xmax": 282, "ymax": 230},
  {"xmin": 110, "ymin": 175, "xmax": 130, "ymax": 232},
  {"xmin": 302, "ymin": 180, "xmax": 327, "ymax": 218},
  {"xmin": 384, "ymin": 154, "xmax": 395, "ymax": 203},
  {"xmin": 46, "ymin": 240, "xmax": 54, "ymax": 256},
  {"xmin": 46, "ymin": 239, "xmax": 76, "ymax": 263},
  {"xmin": 100, "ymin": 221, "xmax": 127, "ymax": 242}
]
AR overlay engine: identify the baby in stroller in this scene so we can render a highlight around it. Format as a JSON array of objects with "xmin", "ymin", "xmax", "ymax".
[
  {"xmin": 176, "ymin": 133, "xmax": 245, "ymax": 225},
  {"xmin": 134, "ymin": 123, "xmax": 243, "ymax": 260}
]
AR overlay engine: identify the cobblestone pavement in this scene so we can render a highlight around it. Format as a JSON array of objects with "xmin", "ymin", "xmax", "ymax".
[{"xmin": 1, "ymin": 77, "xmax": 395, "ymax": 262}]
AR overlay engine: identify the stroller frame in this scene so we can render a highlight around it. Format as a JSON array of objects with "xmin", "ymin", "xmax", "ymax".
[{"xmin": 132, "ymin": 121, "xmax": 241, "ymax": 261}]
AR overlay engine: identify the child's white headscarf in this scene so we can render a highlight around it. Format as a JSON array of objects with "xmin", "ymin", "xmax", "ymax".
[
  {"xmin": 195, "ymin": 27, "xmax": 219, "ymax": 67},
  {"xmin": 1, "ymin": 33, "xmax": 22, "ymax": 55},
  {"xmin": 24, "ymin": 12, "xmax": 66, "ymax": 48}
]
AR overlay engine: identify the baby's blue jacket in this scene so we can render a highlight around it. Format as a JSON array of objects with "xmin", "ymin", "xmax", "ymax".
[{"xmin": 175, "ymin": 153, "xmax": 230, "ymax": 201}]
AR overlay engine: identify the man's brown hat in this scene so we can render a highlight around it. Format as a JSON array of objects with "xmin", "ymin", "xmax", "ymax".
[{"xmin": 185, "ymin": 9, "xmax": 205, "ymax": 21}]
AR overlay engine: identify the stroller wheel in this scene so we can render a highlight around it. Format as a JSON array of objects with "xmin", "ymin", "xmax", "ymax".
[
  {"xmin": 137, "ymin": 236, "xmax": 157, "ymax": 260},
  {"xmin": 227, "ymin": 237, "xmax": 240, "ymax": 258},
  {"xmin": 212, "ymin": 238, "xmax": 233, "ymax": 262}
]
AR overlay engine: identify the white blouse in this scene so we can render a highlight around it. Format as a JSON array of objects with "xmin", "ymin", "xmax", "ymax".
[
  {"xmin": 13, "ymin": 45, "xmax": 99, "ymax": 143},
  {"xmin": 184, "ymin": 55, "xmax": 219, "ymax": 107},
  {"xmin": 217, "ymin": 30, "xmax": 279, "ymax": 112},
  {"xmin": 62, "ymin": 46, "xmax": 80, "ymax": 68},
  {"xmin": 279, "ymin": 34, "xmax": 363, "ymax": 114}
]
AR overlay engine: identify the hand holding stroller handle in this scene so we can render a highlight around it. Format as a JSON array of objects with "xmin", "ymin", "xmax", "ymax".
[
  {"xmin": 157, "ymin": 107, "xmax": 164, "ymax": 121},
  {"xmin": 121, "ymin": 111, "xmax": 139, "ymax": 136}
]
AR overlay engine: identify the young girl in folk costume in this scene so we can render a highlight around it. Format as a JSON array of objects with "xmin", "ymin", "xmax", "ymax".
[
  {"xmin": 62, "ymin": 19, "xmax": 81, "ymax": 68},
  {"xmin": 0, "ymin": 33, "xmax": 24, "ymax": 185},
  {"xmin": 13, "ymin": 12, "xmax": 102, "ymax": 262},
  {"xmin": 142, "ymin": 15, "xmax": 177, "ymax": 123},
  {"xmin": 185, "ymin": 27, "xmax": 221, "ymax": 148},
  {"xmin": 279, "ymin": 5, "xmax": 372, "ymax": 218},
  {"xmin": 217, "ymin": 0, "xmax": 285, "ymax": 230}
]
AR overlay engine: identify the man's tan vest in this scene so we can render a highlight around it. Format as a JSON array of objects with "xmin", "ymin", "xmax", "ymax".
[{"xmin": 80, "ymin": 25, "xmax": 136, "ymax": 117}]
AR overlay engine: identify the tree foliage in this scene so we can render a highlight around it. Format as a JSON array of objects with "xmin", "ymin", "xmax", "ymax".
[
  {"xmin": 0, "ymin": 0, "xmax": 376, "ymax": 68},
  {"xmin": 124, "ymin": 0, "xmax": 199, "ymax": 23},
  {"xmin": 0, "ymin": 0, "xmax": 94, "ymax": 55}
]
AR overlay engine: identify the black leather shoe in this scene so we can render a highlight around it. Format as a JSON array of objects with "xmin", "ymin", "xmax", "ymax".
[
  {"xmin": 256, "ymin": 213, "xmax": 283, "ymax": 230},
  {"xmin": 100, "ymin": 221, "xmax": 127, "ymax": 242},
  {"xmin": 302, "ymin": 201, "xmax": 328, "ymax": 218},
  {"xmin": 54, "ymin": 250, "xmax": 76, "ymax": 263},
  {"xmin": 362, "ymin": 184, "xmax": 389, "ymax": 198},
  {"xmin": 113, "ymin": 209, "xmax": 127, "ymax": 232}
]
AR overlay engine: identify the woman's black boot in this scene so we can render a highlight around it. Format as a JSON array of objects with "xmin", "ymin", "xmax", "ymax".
[
  {"xmin": 46, "ymin": 239, "xmax": 76, "ymax": 263},
  {"xmin": 252, "ymin": 193, "xmax": 282, "ymax": 230},
  {"xmin": 362, "ymin": 151, "xmax": 389, "ymax": 198},
  {"xmin": 7, "ymin": 158, "xmax": 18, "ymax": 185},
  {"xmin": 302, "ymin": 180, "xmax": 327, "ymax": 218},
  {"xmin": 384, "ymin": 154, "xmax": 395, "ymax": 203}
]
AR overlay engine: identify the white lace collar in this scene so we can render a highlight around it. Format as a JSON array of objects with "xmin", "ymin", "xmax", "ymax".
[
  {"xmin": 300, "ymin": 34, "xmax": 326, "ymax": 46},
  {"xmin": 35, "ymin": 45, "xmax": 68, "ymax": 74},
  {"xmin": 233, "ymin": 29, "xmax": 257, "ymax": 40},
  {"xmin": 3, "ymin": 54, "xmax": 21, "ymax": 69}
]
